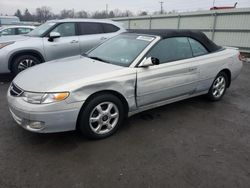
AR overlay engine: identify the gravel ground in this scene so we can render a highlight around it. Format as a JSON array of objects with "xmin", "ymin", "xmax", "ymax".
[{"xmin": 0, "ymin": 63, "xmax": 250, "ymax": 188}]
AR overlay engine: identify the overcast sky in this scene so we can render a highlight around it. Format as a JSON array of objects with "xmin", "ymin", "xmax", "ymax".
[{"xmin": 1, "ymin": 0, "xmax": 250, "ymax": 15}]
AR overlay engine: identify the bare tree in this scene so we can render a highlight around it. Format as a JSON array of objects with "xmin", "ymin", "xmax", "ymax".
[
  {"xmin": 112, "ymin": 9, "xmax": 133, "ymax": 17},
  {"xmin": 14, "ymin": 9, "xmax": 22, "ymax": 20},
  {"xmin": 36, "ymin": 6, "xmax": 53, "ymax": 23},
  {"xmin": 139, "ymin": 11, "xmax": 148, "ymax": 16},
  {"xmin": 124, "ymin": 10, "xmax": 133, "ymax": 17},
  {"xmin": 108, "ymin": 11, "xmax": 115, "ymax": 18},
  {"xmin": 60, "ymin": 9, "xmax": 75, "ymax": 18},
  {"xmin": 12, "ymin": 7, "xmax": 144, "ymax": 23},
  {"xmin": 92, "ymin": 10, "xmax": 107, "ymax": 18},
  {"xmin": 23, "ymin": 9, "xmax": 33, "ymax": 21},
  {"xmin": 76, "ymin": 10, "xmax": 88, "ymax": 18}
]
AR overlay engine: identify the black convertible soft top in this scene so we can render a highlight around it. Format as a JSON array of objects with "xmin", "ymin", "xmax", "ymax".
[{"xmin": 128, "ymin": 29, "xmax": 222, "ymax": 53}]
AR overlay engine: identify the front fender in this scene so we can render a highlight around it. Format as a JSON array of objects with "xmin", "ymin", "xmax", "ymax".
[{"xmin": 66, "ymin": 69, "xmax": 137, "ymax": 111}]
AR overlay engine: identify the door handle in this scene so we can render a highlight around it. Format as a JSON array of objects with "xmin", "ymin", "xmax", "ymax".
[
  {"xmin": 189, "ymin": 67, "xmax": 197, "ymax": 72},
  {"xmin": 100, "ymin": 37, "xmax": 107, "ymax": 40},
  {"xmin": 70, "ymin": 40, "xmax": 79, "ymax": 43}
]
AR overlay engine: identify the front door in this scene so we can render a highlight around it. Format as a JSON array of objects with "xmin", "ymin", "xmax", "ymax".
[
  {"xmin": 136, "ymin": 37, "xmax": 199, "ymax": 107},
  {"xmin": 43, "ymin": 22, "xmax": 80, "ymax": 61}
]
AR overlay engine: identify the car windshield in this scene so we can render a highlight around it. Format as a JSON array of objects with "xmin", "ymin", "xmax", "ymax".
[
  {"xmin": 87, "ymin": 34, "xmax": 155, "ymax": 67},
  {"xmin": 27, "ymin": 22, "xmax": 56, "ymax": 37}
]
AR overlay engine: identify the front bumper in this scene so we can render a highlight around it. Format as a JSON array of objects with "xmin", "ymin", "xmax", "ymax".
[{"xmin": 7, "ymin": 91, "xmax": 84, "ymax": 133}]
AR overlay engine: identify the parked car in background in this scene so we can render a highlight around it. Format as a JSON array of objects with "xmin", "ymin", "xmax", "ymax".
[
  {"xmin": 7, "ymin": 30, "xmax": 243, "ymax": 139},
  {"xmin": 0, "ymin": 25, "xmax": 35, "ymax": 36},
  {"xmin": 0, "ymin": 19, "xmax": 125, "ymax": 75}
]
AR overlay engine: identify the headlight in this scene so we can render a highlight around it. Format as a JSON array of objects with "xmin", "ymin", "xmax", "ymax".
[
  {"xmin": 42, "ymin": 93, "xmax": 70, "ymax": 104},
  {"xmin": 22, "ymin": 92, "xmax": 69, "ymax": 104},
  {"xmin": 0, "ymin": 42, "xmax": 15, "ymax": 49}
]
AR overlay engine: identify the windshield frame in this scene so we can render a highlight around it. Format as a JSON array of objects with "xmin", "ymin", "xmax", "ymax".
[
  {"xmin": 130, "ymin": 35, "xmax": 161, "ymax": 68},
  {"xmin": 86, "ymin": 33, "xmax": 159, "ymax": 67}
]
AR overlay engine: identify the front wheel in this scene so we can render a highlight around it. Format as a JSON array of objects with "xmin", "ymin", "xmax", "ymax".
[
  {"xmin": 207, "ymin": 72, "xmax": 228, "ymax": 101},
  {"xmin": 12, "ymin": 55, "xmax": 41, "ymax": 75},
  {"xmin": 78, "ymin": 94, "xmax": 125, "ymax": 139}
]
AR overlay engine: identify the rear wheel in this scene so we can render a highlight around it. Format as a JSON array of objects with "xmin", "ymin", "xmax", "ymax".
[
  {"xmin": 78, "ymin": 94, "xmax": 125, "ymax": 139},
  {"xmin": 207, "ymin": 72, "xmax": 228, "ymax": 101},
  {"xmin": 12, "ymin": 55, "xmax": 41, "ymax": 75}
]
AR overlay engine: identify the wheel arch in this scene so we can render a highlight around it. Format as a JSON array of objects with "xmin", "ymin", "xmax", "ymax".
[
  {"xmin": 220, "ymin": 69, "xmax": 231, "ymax": 88},
  {"xmin": 8, "ymin": 50, "xmax": 45, "ymax": 71},
  {"xmin": 76, "ymin": 90, "xmax": 129, "ymax": 129}
]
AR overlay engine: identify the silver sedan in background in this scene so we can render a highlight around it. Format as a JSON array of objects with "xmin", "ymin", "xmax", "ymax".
[
  {"xmin": 0, "ymin": 25, "xmax": 35, "ymax": 36},
  {"xmin": 7, "ymin": 30, "xmax": 243, "ymax": 139}
]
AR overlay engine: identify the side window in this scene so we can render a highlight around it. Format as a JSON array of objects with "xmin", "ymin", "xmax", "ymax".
[
  {"xmin": 102, "ymin": 23, "xmax": 119, "ymax": 33},
  {"xmin": 188, "ymin": 38, "xmax": 208, "ymax": 56},
  {"xmin": 51, "ymin": 23, "xmax": 76, "ymax": 37},
  {"xmin": 17, "ymin": 28, "xmax": 32, "ymax": 35},
  {"xmin": 79, "ymin": 22, "xmax": 104, "ymax": 35},
  {"xmin": 1, "ymin": 28, "xmax": 15, "ymax": 36},
  {"xmin": 147, "ymin": 37, "xmax": 193, "ymax": 64}
]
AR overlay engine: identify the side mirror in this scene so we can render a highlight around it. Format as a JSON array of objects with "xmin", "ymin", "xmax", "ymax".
[
  {"xmin": 139, "ymin": 57, "xmax": 160, "ymax": 68},
  {"xmin": 48, "ymin": 32, "xmax": 61, "ymax": 42}
]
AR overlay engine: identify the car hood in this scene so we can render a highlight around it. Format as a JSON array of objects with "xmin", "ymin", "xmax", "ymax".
[
  {"xmin": 0, "ymin": 35, "xmax": 31, "ymax": 43},
  {"xmin": 13, "ymin": 56, "xmax": 124, "ymax": 92}
]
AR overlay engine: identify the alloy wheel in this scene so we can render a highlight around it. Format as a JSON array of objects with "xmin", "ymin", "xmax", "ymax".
[
  {"xmin": 17, "ymin": 59, "xmax": 37, "ymax": 72},
  {"xmin": 89, "ymin": 102, "xmax": 119, "ymax": 135},
  {"xmin": 212, "ymin": 76, "xmax": 226, "ymax": 98}
]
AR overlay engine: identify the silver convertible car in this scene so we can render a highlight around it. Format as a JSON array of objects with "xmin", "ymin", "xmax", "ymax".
[{"xmin": 7, "ymin": 30, "xmax": 243, "ymax": 139}]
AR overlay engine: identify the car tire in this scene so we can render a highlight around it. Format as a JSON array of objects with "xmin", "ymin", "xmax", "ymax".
[
  {"xmin": 207, "ymin": 71, "xmax": 228, "ymax": 101},
  {"xmin": 78, "ymin": 93, "xmax": 125, "ymax": 139},
  {"xmin": 12, "ymin": 55, "xmax": 41, "ymax": 75}
]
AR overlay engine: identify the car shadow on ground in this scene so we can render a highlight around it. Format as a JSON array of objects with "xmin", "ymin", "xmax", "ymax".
[{"xmin": 0, "ymin": 73, "xmax": 14, "ymax": 83}]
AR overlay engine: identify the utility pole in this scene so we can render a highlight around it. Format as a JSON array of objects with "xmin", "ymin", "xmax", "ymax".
[
  {"xmin": 213, "ymin": 0, "xmax": 216, "ymax": 7},
  {"xmin": 159, "ymin": 1, "xmax": 164, "ymax": 14}
]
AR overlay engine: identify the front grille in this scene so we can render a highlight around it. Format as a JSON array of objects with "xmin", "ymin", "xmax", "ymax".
[{"xmin": 10, "ymin": 83, "xmax": 23, "ymax": 97}]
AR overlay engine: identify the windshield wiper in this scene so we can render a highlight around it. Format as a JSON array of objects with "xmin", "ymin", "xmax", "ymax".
[{"xmin": 88, "ymin": 56, "xmax": 109, "ymax": 63}]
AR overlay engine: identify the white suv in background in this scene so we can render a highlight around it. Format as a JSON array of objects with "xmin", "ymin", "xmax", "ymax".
[{"xmin": 0, "ymin": 19, "xmax": 125, "ymax": 74}]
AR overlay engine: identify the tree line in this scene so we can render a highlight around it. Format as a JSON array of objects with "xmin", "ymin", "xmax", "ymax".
[{"xmin": 12, "ymin": 6, "xmax": 153, "ymax": 23}]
